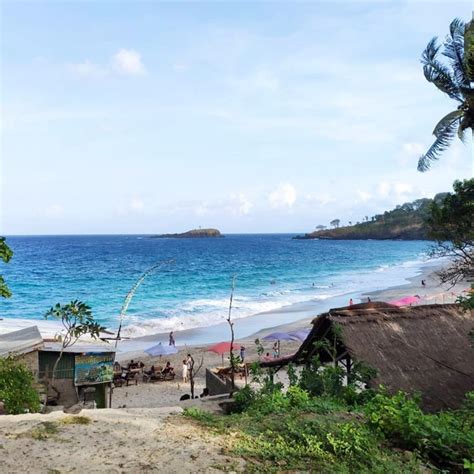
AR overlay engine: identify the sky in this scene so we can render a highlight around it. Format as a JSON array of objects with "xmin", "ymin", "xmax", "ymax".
[{"xmin": 1, "ymin": 0, "xmax": 472, "ymax": 235}]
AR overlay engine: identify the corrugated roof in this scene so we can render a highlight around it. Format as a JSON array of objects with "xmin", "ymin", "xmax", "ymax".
[
  {"xmin": 0, "ymin": 326, "xmax": 44, "ymax": 357},
  {"xmin": 41, "ymin": 342, "xmax": 115, "ymax": 354}
]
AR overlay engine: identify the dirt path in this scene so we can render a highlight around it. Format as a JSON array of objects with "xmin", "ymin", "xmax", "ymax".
[{"xmin": 0, "ymin": 408, "xmax": 242, "ymax": 473}]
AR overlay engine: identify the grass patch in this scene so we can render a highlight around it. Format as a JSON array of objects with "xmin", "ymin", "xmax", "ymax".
[
  {"xmin": 25, "ymin": 421, "xmax": 59, "ymax": 441},
  {"xmin": 61, "ymin": 415, "xmax": 91, "ymax": 425}
]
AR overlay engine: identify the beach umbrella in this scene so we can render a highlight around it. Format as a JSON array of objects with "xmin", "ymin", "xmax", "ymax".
[
  {"xmin": 388, "ymin": 296, "xmax": 420, "ymax": 307},
  {"xmin": 144, "ymin": 342, "xmax": 178, "ymax": 357},
  {"xmin": 262, "ymin": 332, "xmax": 295, "ymax": 341},
  {"xmin": 207, "ymin": 341, "xmax": 236, "ymax": 354},
  {"xmin": 206, "ymin": 341, "xmax": 237, "ymax": 364},
  {"xmin": 288, "ymin": 329, "xmax": 311, "ymax": 342}
]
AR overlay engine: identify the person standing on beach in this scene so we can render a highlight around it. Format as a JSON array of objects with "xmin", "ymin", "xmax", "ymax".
[
  {"xmin": 240, "ymin": 346, "xmax": 246, "ymax": 363},
  {"xmin": 169, "ymin": 331, "xmax": 175, "ymax": 346},
  {"xmin": 349, "ymin": 298, "xmax": 353, "ymax": 306},
  {"xmin": 182, "ymin": 359, "xmax": 188, "ymax": 383}
]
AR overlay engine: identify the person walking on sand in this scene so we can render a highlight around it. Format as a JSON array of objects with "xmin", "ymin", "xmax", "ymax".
[
  {"xmin": 240, "ymin": 346, "xmax": 246, "ymax": 363},
  {"xmin": 169, "ymin": 331, "xmax": 175, "ymax": 346},
  {"xmin": 182, "ymin": 359, "xmax": 188, "ymax": 383}
]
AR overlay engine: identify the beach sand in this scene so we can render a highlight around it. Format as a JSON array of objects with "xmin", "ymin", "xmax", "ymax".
[{"xmin": 0, "ymin": 407, "xmax": 242, "ymax": 473}]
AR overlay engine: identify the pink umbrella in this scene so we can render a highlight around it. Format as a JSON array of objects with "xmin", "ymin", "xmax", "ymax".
[{"xmin": 388, "ymin": 295, "xmax": 420, "ymax": 307}]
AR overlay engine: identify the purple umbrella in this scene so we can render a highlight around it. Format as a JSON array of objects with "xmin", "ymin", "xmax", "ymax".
[
  {"xmin": 144, "ymin": 342, "xmax": 178, "ymax": 357},
  {"xmin": 288, "ymin": 329, "xmax": 311, "ymax": 342},
  {"xmin": 262, "ymin": 332, "xmax": 295, "ymax": 342}
]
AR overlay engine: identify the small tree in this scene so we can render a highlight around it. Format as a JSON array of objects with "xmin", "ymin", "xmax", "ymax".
[
  {"xmin": 426, "ymin": 179, "xmax": 473, "ymax": 285},
  {"xmin": 227, "ymin": 275, "xmax": 238, "ymax": 392},
  {"xmin": 0, "ymin": 356, "xmax": 41, "ymax": 414},
  {"xmin": 330, "ymin": 219, "xmax": 340, "ymax": 229},
  {"xmin": 44, "ymin": 300, "xmax": 105, "ymax": 397},
  {"xmin": 315, "ymin": 225, "xmax": 326, "ymax": 231},
  {"xmin": 0, "ymin": 237, "xmax": 13, "ymax": 298}
]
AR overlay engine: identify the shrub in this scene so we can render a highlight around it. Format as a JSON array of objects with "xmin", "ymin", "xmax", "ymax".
[
  {"xmin": 0, "ymin": 356, "xmax": 41, "ymax": 414},
  {"xmin": 365, "ymin": 389, "xmax": 474, "ymax": 470}
]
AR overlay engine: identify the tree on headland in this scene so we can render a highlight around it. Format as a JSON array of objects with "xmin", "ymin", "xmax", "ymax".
[
  {"xmin": 418, "ymin": 18, "xmax": 473, "ymax": 172},
  {"xmin": 426, "ymin": 178, "xmax": 473, "ymax": 285},
  {"xmin": 330, "ymin": 219, "xmax": 340, "ymax": 229},
  {"xmin": 0, "ymin": 237, "xmax": 13, "ymax": 298},
  {"xmin": 44, "ymin": 301, "xmax": 105, "ymax": 399},
  {"xmin": 315, "ymin": 225, "xmax": 326, "ymax": 231}
]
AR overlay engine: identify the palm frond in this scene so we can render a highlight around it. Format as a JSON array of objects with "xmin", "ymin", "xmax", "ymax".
[
  {"xmin": 432, "ymin": 109, "xmax": 463, "ymax": 137},
  {"xmin": 421, "ymin": 38, "xmax": 462, "ymax": 101},
  {"xmin": 418, "ymin": 118, "xmax": 460, "ymax": 172},
  {"xmin": 465, "ymin": 20, "xmax": 474, "ymax": 82},
  {"xmin": 442, "ymin": 18, "xmax": 466, "ymax": 86}
]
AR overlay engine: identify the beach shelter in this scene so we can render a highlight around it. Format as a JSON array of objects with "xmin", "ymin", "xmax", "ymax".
[
  {"xmin": 388, "ymin": 296, "xmax": 420, "ymax": 307},
  {"xmin": 144, "ymin": 342, "xmax": 178, "ymax": 357}
]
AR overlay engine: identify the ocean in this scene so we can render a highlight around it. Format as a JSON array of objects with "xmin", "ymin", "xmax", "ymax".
[{"xmin": 0, "ymin": 235, "xmax": 431, "ymax": 340}]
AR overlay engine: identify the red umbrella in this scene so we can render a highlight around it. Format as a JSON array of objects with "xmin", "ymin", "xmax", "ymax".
[
  {"xmin": 207, "ymin": 341, "xmax": 235, "ymax": 354},
  {"xmin": 206, "ymin": 341, "xmax": 237, "ymax": 365}
]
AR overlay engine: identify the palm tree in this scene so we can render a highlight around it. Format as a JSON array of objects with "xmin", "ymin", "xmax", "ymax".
[{"xmin": 418, "ymin": 18, "xmax": 474, "ymax": 172}]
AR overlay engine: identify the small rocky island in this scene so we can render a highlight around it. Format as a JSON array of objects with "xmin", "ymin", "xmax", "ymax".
[{"xmin": 151, "ymin": 228, "xmax": 223, "ymax": 238}]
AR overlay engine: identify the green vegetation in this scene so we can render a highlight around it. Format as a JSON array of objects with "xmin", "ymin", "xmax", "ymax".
[
  {"xmin": 0, "ymin": 237, "xmax": 13, "ymax": 298},
  {"xmin": 60, "ymin": 415, "xmax": 92, "ymax": 425},
  {"xmin": 0, "ymin": 356, "xmax": 41, "ymax": 414},
  {"xmin": 151, "ymin": 228, "xmax": 223, "ymax": 238},
  {"xmin": 295, "ymin": 194, "xmax": 444, "ymax": 240},
  {"xmin": 426, "ymin": 178, "xmax": 474, "ymax": 285},
  {"xmin": 44, "ymin": 301, "xmax": 105, "ymax": 397},
  {"xmin": 185, "ymin": 371, "xmax": 474, "ymax": 473},
  {"xmin": 26, "ymin": 422, "xmax": 59, "ymax": 441},
  {"xmin": 418, "ymin": 18, "xmax": 473, "ymax": 172}
]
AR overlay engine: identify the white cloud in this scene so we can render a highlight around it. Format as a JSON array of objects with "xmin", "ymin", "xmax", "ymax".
[
  {"xmin": 268, "ymin": 183, "xmax": 297, "ymax": 209},
  {"xmin": 67, "ymin": 60, "xmax": 107, "ymax": 78},
  {"xmin": 230, "ymin": 193, "xmax": 253, "ymax": 216},
  {"xmin": 357, "ymin": 190, "xmax": 372, "ymax": 203},
  {"xmin": 112, "ymin": 49, "xmax": 146, "ymax": 76},
  {"xmin": 305, "ymin": 192, "xmax": 335, "ymax": 206},
  {"xmin": 377, "ymin": 181, "xmax": 391, "ymax": 198},
  {"xmin": 67, "ymin": 49, "xmax": 146, "ymax": 78}
]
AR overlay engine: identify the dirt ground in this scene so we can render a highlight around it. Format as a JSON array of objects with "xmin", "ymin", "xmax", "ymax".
[{"xmin": 0, "ymin": 407, "xmax": 243, "ymax": 473}]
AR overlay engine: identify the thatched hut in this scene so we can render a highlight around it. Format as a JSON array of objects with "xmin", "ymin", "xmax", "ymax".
[{"xmin": 289, "ymin": 302, "xmax": 473, "ymax": 411}]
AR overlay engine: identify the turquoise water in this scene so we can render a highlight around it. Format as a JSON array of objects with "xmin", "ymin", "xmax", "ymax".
[{"xmin": 0, "ymin": 235, "xmax": 430, "ymax": 336}]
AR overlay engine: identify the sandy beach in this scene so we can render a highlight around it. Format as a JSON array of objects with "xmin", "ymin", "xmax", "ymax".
[{"xmin": 109, "ymin": 258, "xmax": 469, "ymax": 409}]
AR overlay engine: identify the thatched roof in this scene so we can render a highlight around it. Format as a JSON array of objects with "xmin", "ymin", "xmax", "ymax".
[{"xmin": 294, "ymin": 302, "xmax": 474, "ymax": 411}]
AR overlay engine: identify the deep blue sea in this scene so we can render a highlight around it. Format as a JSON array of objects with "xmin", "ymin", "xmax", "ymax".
[{"xmin": 0, "ymin": 235, "xmax": 430, "ymax": 337}]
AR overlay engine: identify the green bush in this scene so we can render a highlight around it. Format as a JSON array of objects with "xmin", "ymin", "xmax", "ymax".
[
  {"xmin": 0, "ymin": 356, "xmax": 41, "ymax": 414},
  {"xmin": 365, "ymin": 389, "xmax": 474, "ymax": 470}
]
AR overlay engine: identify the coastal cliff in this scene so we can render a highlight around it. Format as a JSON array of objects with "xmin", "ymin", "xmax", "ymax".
[
  {"xmin": 294, "ymin": 194, "xmax": 448, "ymax": 241},
  {"xmin": 151, "ymin": 228, "xmax": 223, "ymax": 238}
]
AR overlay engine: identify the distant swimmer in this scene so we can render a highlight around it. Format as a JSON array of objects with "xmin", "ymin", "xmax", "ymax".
[{"xmin": 270, "ymin": 280, "xmax": 276, "ymax": 285}]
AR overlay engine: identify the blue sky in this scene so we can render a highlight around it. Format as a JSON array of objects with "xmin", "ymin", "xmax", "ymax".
[{"xmin": 1, "ymin": 1, "xmax": 472, "ymax": 234}]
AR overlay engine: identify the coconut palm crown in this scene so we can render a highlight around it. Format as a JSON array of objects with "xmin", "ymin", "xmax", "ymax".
[{"xmin": 418, "ymin": 18, "xmax": 474, "ymax": 172}]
